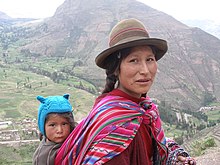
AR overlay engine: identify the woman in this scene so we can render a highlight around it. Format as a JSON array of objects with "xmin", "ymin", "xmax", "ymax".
[{"xmin": 55, "ymin": 18, "xmax": 196, "ymax": 165}]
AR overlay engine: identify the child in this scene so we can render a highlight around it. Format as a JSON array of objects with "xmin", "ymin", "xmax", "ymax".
[{"xmin": 33, "ymin": 94, "xmax": 75, "ymax": 165}]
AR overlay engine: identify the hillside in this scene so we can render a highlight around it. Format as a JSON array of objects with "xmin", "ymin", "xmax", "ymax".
[
  {"xmin": 12, "ymin": 0, "xmax": 220, "ymax": 111},
  {"xmin": 0, "ymin": 11, "xmax": 11, "ymax": 20},
  {"xmin": 0, "ymin": 66, "xmax": 95, "ymax": 122},
  {"xmin": 185, "ymin": 125, "xmax": 220, "ymax": 165},
  {"xmin": 0, "ymin": 0, "xmax": 220, "ymax": 164}
]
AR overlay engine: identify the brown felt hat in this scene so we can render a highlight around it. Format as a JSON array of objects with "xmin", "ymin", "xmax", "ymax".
[{"xmin": 95, "ymin": 18, "xmax": 168, "ymax": 69}]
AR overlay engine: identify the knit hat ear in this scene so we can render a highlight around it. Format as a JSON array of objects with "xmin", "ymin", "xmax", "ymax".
[
  {"xmin": 63, "ymin": 94, "xmax": 69, "ymax": 100},
  {"xmin": 36, "ymin": 95, "xmax": 46, "ymax": 103},
  {"xmin": 36, "ymin": 94, "xmax": 73, "ymax": 136}
]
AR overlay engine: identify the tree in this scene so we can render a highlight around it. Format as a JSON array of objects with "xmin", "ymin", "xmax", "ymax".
[{"xmin": 202, "ymin": 91, "xmax": 216, "ymax": 106}]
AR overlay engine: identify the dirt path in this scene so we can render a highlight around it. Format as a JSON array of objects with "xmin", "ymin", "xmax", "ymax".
[{"xmin": 195, "ymin": 149, "xmax": 220, "ymax": 165}]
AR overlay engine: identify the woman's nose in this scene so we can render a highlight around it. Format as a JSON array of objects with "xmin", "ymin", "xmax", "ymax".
[{"xmin": 139, "ymin": 62, "xmax": 149, "ymax": 74}]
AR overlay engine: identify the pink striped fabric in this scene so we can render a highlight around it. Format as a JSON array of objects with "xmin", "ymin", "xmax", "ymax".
[{"xmin": 55, "ymin": 94, "xmax": 168, "ymax": 165}]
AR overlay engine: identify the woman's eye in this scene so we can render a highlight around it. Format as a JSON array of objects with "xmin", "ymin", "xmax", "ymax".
[
  {"xmin": 129, "ymin": 59, "xmax": 137, "ymax": 63},
  {"xmin": 147, "ymin": 58, "xmax": 155, "ymax": 62}
]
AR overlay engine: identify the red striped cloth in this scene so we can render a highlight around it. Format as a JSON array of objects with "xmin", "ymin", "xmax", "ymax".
[{"xmin": 55, "ymin": 89, "xmax": 168, "ymax": 165}]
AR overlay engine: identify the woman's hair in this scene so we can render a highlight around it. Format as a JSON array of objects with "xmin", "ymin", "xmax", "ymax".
[
  {"xmin": 39, "ymin": 111, "xmax": 75, "ymax": 141},
  {"xmin": 102, "ymin": 45, "xmax": 157, "ymax": 94},
  {"xmin": 101, "ymin": 47, "xmax": 131, "ymax": 94}
]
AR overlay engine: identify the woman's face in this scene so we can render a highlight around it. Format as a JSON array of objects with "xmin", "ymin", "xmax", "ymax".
[
  {"xmin": 118, "ymin": 45, "xmax": 157, "ymax": 98},
  {"xmin": 45, "ymin": 114, "xmax": 71, "ymax": 143}
]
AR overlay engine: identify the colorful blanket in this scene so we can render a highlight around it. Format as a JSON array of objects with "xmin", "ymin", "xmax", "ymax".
[{"xmin": 55, "ymin": 95, "xmax": 168, "ymax": 165}]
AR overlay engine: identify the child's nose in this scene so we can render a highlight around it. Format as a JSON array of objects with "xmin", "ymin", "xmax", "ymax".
[{"xmin": 56, "ymin": 126, "xmax": 63, "ymax": 133}]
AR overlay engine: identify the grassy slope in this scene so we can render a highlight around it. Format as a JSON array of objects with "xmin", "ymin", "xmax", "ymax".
[
  {"xmin": 0, "ymin": 42, "xmax": 98, "ymax": 163},
  {"xmin": 0, "ymin": 66, "xmax": 95, "ymax": 122},
  {"xmin": 0, "ymin": 66, "xmax": 96, "ymax": 164},
  {"xmin": 0, "ymin": 143, "xmax": 39, "ymax": 165}
]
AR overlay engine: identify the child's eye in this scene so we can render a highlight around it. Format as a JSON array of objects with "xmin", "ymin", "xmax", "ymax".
[
  {"xmin": 49, "ymin": 124, "xmax": 55, "ymax": 127},
  {"xmin": 62, "ymin": 122, "xmax": 69, "ymax": 126}
]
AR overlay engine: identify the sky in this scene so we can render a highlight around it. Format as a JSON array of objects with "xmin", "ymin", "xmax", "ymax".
[
  {"xmin": 138, "ymin": 0, "xmax": 219, "ymax": 23},
  {"xmin": 0, "ymin": 0, "xmax": 219, "ymax": 23},
  {"xmin": 0, "ymin": 0, "xmax": 65, "ymax": 18}
]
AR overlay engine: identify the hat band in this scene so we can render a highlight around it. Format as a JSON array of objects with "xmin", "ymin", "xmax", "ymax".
[{"xmin": 109, "ymin": 28, "xmax": 149, "ymax": 47}]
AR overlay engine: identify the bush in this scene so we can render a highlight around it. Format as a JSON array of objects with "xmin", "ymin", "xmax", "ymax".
[{"xmin": 192, "ymin": 137, "xmax": 216, "ymax": 156}]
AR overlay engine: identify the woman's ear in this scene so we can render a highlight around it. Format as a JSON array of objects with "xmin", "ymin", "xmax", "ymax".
[{"xmin": 114, "ymin": 69, "xmax": 119, "ymax": 79}]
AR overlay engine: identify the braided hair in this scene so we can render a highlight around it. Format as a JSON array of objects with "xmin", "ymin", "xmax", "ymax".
[{"xmin": 102, "ymin": 48, "xmax": 131, "ymax": 94}]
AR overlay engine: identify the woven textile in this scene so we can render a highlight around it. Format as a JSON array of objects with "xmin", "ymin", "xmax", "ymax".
[{"xmin": 55, "ymin": 94, "xmax": 168, "ymax": 165}]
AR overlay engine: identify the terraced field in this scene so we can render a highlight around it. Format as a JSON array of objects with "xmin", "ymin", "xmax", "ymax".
[{"xmin": 182, "ymin": 125, "xmax": 220, "ymax": 165}]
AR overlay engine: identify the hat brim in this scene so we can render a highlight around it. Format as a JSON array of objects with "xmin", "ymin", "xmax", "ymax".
[{"xmin": 95, "ymin": 38, "xmax": 168, "ymax": 69}]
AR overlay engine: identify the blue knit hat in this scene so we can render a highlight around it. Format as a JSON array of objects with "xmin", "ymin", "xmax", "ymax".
[{"xmin": 37, "ymin": 94, "xmax": 72, "ymax": 136}]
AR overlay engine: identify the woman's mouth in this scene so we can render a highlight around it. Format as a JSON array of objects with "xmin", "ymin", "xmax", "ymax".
[{"xmin": 136, "ymin": 79, "xmax": 150, "ymax": 82}]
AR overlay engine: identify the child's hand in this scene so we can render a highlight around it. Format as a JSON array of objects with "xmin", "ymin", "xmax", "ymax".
[{"xmin": 177, "ymin": 155, "xmax": 196, "ymax": 165}]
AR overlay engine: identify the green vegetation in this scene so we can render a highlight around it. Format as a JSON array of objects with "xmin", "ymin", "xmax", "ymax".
[
  {"xmin": 0, "ymin": 66, "xmax": 96, "ymax": 121},
  {"xmin": 206, "ymin": 109, "xmax": 220, "ymax": 122},
  {"xmin": 191, "ymin": 137, "xmax": 217, "ymax": 156},
  {"xmin": 0, "ymin": 143, "xmax": 39, "ymax": 165},
  {"xmin": 202, "ymin": 91, "xmax": 216, "ymax": 106},
  {"xmin": 0, "ymin": 24, "xmax": 99, "ymax": 164}
]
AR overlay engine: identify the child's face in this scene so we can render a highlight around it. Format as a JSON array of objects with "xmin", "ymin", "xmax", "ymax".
[{"xmin": 45, "ymin": 114, "xmax": 71, "ymax": 143}]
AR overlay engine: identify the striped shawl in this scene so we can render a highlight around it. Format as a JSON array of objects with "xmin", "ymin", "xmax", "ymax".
[{"xmin": 55, "ymin": 94, "xmax": 168, "ymax": 165}]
